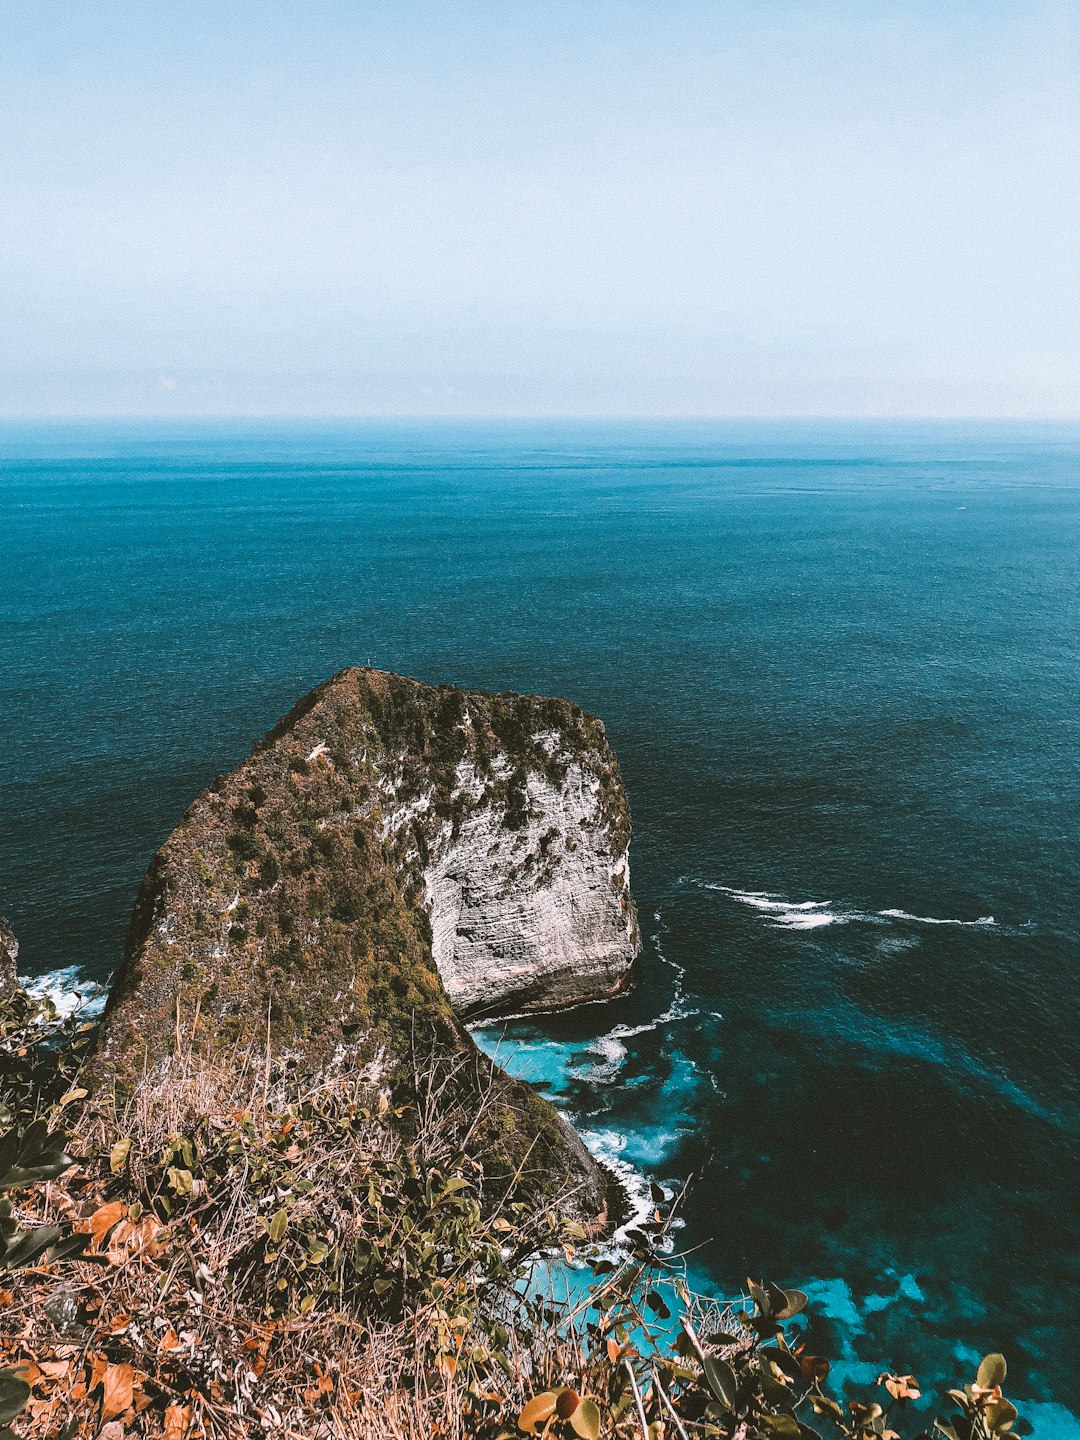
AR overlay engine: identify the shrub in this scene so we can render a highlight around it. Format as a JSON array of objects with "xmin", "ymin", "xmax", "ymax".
[{"xmin": 0, "ymin": 1003, "xmax": 1031, "ymax": 1440}]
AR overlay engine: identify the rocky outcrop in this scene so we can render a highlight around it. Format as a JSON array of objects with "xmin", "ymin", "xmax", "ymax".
[
  {"xmin": 412, "ymin": 730, "xmax": 636, "ymax": 1019},
  {"xmin": 88, "ymin": 668, "xmax": 639, "ymax": 1218},
  {"xmin": 0, "ymin": 918, "xmax": 18, "ymax": 992}
]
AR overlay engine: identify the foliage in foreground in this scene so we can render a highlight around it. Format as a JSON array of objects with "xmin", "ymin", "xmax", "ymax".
[{"xmin": 0, "ymin": 989, "xmax": 1032, "ymax": 1440}]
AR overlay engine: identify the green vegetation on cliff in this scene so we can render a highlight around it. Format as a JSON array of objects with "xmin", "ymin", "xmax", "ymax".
[{"xmin": 89, "ymin": 668, "xmax": 637, "ymax": 1222}]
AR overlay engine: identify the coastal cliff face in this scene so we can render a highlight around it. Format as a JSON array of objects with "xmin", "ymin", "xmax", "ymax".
[
  {"xmin": 410, "ymin": 724, "xmax": 636, "ymax": 1020},
  {"xmin": 88, "ymin": 668, "xmax": 639, "ymax": 1215},
  {"xmin": 0, "ymin": 918, "xmax": 17, "ymax": 992}
]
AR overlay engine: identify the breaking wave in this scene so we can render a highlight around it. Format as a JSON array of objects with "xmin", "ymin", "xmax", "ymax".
[{"xmin": 23, "ymin": 966, "xmax": 106, "ymax": 1019}]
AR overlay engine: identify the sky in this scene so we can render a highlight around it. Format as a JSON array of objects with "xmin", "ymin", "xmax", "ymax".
[{"xmin": 2, "ymin": 0, "xmax": 1079, "ymax": 418}]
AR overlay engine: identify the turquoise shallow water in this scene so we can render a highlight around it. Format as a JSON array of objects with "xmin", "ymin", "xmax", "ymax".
[{"xmin": 1, "ymin": 419, "xmax": 1078, "ymax": 1430}]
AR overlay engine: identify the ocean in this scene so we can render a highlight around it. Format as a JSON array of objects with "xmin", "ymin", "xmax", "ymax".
[{"xmin": 1, "ymin": 419, "xmax": 1077, "ymax": 1432}]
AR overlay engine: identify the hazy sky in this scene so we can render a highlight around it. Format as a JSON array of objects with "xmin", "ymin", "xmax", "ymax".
[{"xmin": 3, "ymin": 1, "xmax": 1079, "ymax": 417}]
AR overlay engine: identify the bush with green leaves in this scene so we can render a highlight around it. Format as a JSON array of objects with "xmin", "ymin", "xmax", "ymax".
[
  {"xmin": 0, "ymin": 983, "xmax": 96, "ymax": 1129},
  {"xmin": 0, "ymin": 1119, "xmax": 86, "ymax": 1439},
  {"xmin": 513, "ymin": 1191, "xmax": 1030, "ymax": 1440}
]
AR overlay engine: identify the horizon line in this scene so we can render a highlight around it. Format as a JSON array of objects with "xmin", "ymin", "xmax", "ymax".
[{"xmin": 3, "ymin": 412, "xmax": 1080, "ymax": 425}]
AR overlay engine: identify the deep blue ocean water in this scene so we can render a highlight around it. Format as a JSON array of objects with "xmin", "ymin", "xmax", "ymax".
[{"xmin": 1, "ymin": 420, "xmax": 1077, "ymax": 1431}]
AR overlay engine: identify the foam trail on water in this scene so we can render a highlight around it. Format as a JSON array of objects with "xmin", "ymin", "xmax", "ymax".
[
  {"xmin": 878, "ymin": 908, "xmax": 995, "ymax": 927},
  {"xmin": 578, "ymin": 1127, "xmax": 657, "ymax": 1245},
  {"xmin": 704, "ymin": 883, "xmax": 996, "ymax": 932},
  {"xmin": 705, "ymin": 885, "xmax": 852, "ymax": 929},
  {"xmin": 581, "ymin": 908, "xmax": 715, "ymax": 1083}
]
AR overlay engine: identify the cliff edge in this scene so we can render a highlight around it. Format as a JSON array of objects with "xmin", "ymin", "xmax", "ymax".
[{"xmin": 88, "ymin": 668, "xmax": 639, "ymax": 1216}]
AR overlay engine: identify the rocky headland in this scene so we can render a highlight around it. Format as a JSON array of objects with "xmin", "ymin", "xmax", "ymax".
[{"xmin": 86, "ymin": 667, "xmax": 640, "ymax": 1219}]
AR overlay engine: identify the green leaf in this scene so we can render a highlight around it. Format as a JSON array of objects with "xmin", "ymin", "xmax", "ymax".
[
  {"xmin": 268, "ymin": 1209, "xmax": 288, "ymax": 1244},
  {"xmin": 166, "ymin": 1166, "xmax": 193, "ymax": 1197},
  {"xmin": 760, "ymin": 1415, "xmax": 801, "ymax": 1438},
  {"xmin": 0, "ymin": 1122, "xmax": 77, "ymax": 1190},
  {"xmin": 748, "ymin": 1278, "xmax": 772, "ymax": 1316},
  {"xmin": 985, "ymin": 1400, "xmax": 1019, "ymax": 1434},
  {"xmin": 977, "ymin": 1354, "xmax": 1007, "ymax": 1390},
  {"xmin": 571, "ymin": 1397, "xmax": 602, "ymax": 1440},
  {"xmin": 762, "ymin": 1346, "xmax": 805, "ymax": 1385},
  {"xmin": 777, "ymin": 1288, "xmax": 808, "ymax": 1319},
  {"xmin": 109, "ymin": 1137, "xmax": 132, "ymax": 1174},
  {"xmin": 0, "ymin": 1224, "xmax": 60, "ymax": 1272},
  {"xmin": 703, "ymin": 1354, "xmax": 737, "ymax": 1409},
  {"xmin": 0, "ymin": 1369, "xmax": 30, "ymax": 1426}
]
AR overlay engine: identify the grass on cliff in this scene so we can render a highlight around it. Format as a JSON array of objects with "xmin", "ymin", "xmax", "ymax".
[{"xmin": 0, "ymin": 987, "xmax": 1031, "ymax": 1440}]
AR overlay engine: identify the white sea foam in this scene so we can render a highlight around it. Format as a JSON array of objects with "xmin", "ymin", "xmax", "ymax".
[
  {"xmin": 580, "ymin": 907, "xmax": 715, "ymax": 1083},
  {"xmin": 22, "ymin": 967, "xmax": 105, "ymax": 1019},
  {"xmin": 578, "ymin": 1126, "xmax": 663, "ymax": 1248},
  {"xmin": 705, "ymin": 885, "xmax": 852, "ymax": 928},
  {"xmin": 705, "ymin": 884, "xmax": 995, "ymax": 933},
  {"xmin": 878, "ymin": 908, "xmax": 994, "ymax": 927}
]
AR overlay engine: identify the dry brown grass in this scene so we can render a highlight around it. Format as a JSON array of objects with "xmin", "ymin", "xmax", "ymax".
[{"xmin": 2, "ymin": 1042, "xmax": 595, "ymax": 1439}]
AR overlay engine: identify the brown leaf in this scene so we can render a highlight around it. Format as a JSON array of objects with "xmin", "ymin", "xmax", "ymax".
[
  {"xmin": 880, "ymin": 1372, "xmax": 921, "ymax": 1402},
  {"xmin": 158, "ymin": 1327, "xmax": 180, "ymax": 1352},
  {"xmin": 90, "ymin": 1201, "xmax": 126, "ymax": 1248},
  {"xmin": 108, "ymin": 1216, "xmax": 163, "ymax": 1265},
  {"xmin": 97, "ymin": 1422, "xmax": 126, "ymax": 1440},
  {"xmin": 100, "ymin": 1362, "xmax": 134, "ymax": 1422},
  {"xmin": 164, "ymin": 1405, "xmax": 194, "ymax": 1440}
]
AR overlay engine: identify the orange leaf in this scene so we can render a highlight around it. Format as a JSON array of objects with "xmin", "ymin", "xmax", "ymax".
[
  {"xmin": 101, "ymin": 1361, "xmax": 134, "ymax": 1422},
  {"xmin": 90, "ymin": 1201, "xmax": 126, "ymax": 1248},
  {"xmin": 164, "ymin": 1405, "xmax": 194, "ymax": 1440},
  {"xmin": 159, "ymin": 1327, "xmax": 180, "ymax": 1352},
  {"xmin": 518, "ymin": 1392, "xmax": 560, "ymax": 1434},
  {"xmin": 606, "ymin": 1338, "xmax": 621, "ymax": 1364}
]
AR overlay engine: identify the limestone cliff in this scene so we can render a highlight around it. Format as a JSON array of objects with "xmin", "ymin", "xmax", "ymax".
[{"xmin": 88, "ymin": 668, "xmax": 639, "ymax": 1216}]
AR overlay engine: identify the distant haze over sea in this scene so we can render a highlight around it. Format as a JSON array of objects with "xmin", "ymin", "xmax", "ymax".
[{"xmin": 2, "ymin": 419, "xmax": 1078, "ymax": 1433}]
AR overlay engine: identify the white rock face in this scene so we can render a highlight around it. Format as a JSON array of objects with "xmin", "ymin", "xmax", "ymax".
[{"xmin": 378, "ymin": 731, "xmax": 639, "ymax": 1019}]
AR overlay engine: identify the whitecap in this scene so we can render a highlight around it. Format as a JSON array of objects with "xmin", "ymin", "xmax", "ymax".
[
  {"xmin": 23, "ymin": 966, "xmax": 105, "ymax": 1019},
  {"xmin": 704, "ymin": 884, "xmax": 850, "ymax": 929}
]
